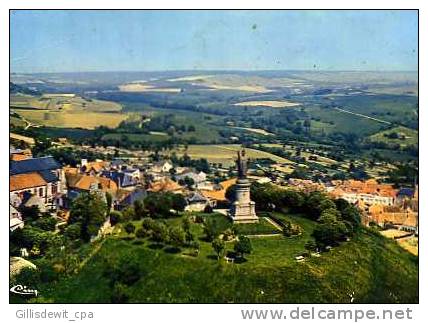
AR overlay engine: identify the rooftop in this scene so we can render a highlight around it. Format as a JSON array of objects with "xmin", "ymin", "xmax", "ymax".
[
  {"xmin": 10, "ymin": 156, "xmax": 61, "ymax": 176},
  {"xmin": 10, "ymin": 172, "xmax": 47, "ymax": 191}
]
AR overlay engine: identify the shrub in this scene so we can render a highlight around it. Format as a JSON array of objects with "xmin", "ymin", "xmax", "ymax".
[
  {"xmin": 304, "ymin": 240, "xmax": 318, "ymax": 253},
  {"xmin": 222, "ymin": 228, "xmax": 235, "ymax": 241},
  {"xmin": 121, "ymin": 207, "xmax": 135, "ymax": 222},
  {"xmin": 37, "ymin": 259, "xmax": 60, "ymax": 283},
  {"xmin": 234, "ymin": 235, "xmax": 252, "ymax": 259},
  {"xmin": 142, "ymin": 218, "xmax": 156, "ymax": 231},
  {"xmin": 111, "ymin": 282, "xmax": 129, "ymax": 303},
  {"xmin": 106, "ymin": 254, "xmax": 141, "ymax": 286},
  {"xmin": 64, "ymin": 223, "xmax": 82, "ymax": 241},
  {"xmin": 124, "ymin": 222, "xmax": 136, "ymax": 235},
  {"xmin": 194, "ymin": 215, "xmax": 204, "ymax": 223},
  {"xmin": 32, "ymin": 216, "xmax": 57, "ymax": 231},
  {"xmin": 135, "ymin": 227, "xmax": 148, "ymax": 239},
  {"xmin": 204, "ymin": 205, "xmax": 213, "ymax": 213},
  {"xmin": 12, "ymin": 267, "xmax": 40, "ymax": 288},
  {"xmin": 276, "ymin": 219, "xmax": 302, "ymax": 237}
]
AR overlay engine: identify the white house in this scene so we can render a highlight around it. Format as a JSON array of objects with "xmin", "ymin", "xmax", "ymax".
[
  {"xmin": 10, "ymin": 205, "xmax": 24, "ymax": 231},
  {"xmin": 151, "ymin": 161, "xmax": 173, "ymax": 173}
]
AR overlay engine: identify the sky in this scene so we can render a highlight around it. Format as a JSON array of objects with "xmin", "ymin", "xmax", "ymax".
[{"xmin": 10, "ymin": 10, "xmax": 418, "ymax": 73}]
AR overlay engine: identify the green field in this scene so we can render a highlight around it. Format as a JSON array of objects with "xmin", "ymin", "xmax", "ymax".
[
  {"xmin": 307, "ymin": 94, "xmax": 418, "ymax": 136},
  {"xmin": 368, "ymin": 126, "xmax": 418, "ymax": 147},
  {"xmin": 23, "ymin": 212, "xmax": 418, "ymax": 304}
]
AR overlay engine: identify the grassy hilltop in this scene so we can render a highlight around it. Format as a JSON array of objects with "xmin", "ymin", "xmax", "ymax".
[{"xmin": 20, "ymin": 213, "xmax": 417, "ymax": 304}]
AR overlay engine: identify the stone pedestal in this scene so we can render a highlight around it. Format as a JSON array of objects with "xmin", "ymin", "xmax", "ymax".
[{"xmin": 229, "ymin": 178, "xmax": 259, "ymax": 223}]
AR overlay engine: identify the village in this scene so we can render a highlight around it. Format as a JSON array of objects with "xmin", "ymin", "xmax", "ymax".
[{"xmin": 10, "ymin": 137, "xmax": 418, "ymax": 259}]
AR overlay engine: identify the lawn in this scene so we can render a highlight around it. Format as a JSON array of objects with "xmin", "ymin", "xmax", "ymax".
[
  {"xmin": 21, "ymin": 212, "xmax": 418, "ymax": 304},
  {"xmin": 234, "ymin": 217, "xmax": 281, "ymax": 235}
]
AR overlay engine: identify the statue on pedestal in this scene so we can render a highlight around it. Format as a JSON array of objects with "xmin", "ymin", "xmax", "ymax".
[
  {"xmin": 237, "ymin": 149, "xmax": 247, "ymax": 179},
  {"xmin": 229, "ymin": 148, "xmax": 258, "ymax": 223}
]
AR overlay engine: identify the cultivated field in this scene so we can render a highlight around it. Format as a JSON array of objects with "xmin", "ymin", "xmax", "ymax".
[
  {"xmin": 10, "ymin": 94, "xmax": 122, "ymax": 112},
  {"xmin": 231, "ymin": 127, "xmax": 275, "ymax": 136},
  {"xmin": 118, "ymin": 83, "xmax": 181, "ymax": 93},
  {"xmin": 10, "ymin": 94, "xmax": 127, "ymax": 129},
  {"xmin": 12, "ymin": 109, "xmax": 127, "ymax": 129},
  {"xmin": 233, "ymin": 100, "xmax": 300, "ymax": 108},
  {"xmin": 173, "ymin": 144, "xmax": 294, "ymax": 166}
]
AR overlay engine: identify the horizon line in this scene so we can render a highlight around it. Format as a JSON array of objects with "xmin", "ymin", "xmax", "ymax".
[{"xmin": 10, "ymin": 68, "xmax": 419, "ymax": 75}]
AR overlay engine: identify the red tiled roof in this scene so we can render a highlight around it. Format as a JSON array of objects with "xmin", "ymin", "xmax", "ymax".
[{"xmin": 10, "ymin": 172, "xmax": 47, "ymax": 191}]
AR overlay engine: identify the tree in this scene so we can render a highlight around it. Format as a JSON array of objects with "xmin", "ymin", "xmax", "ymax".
[
  {"xmin": 212, "ymin": 238, "xmax": 225, "ymax": 260},
  {"xmin": 304, "ymin": 191, "xmax": 336, "ymax": 220},
  {"xmin": 124, "ymin": 222, "xmax": 136, "ymax": 235},
  {"xmin": 64, "ymin": 223, "xmax": 82, "ymax": 241},
  {"xmin": 169, "ymin": 226, "xmax": 186, "ymax": 247},
  {"xmin": 33, "ymin": 216, "xmax": 57, "ymax": 231},
  {"xmin": 170, "ymin": 193, "xmax": 186, "ymax": 212},
  {"xmin": 68, "ymin": 192, "xmax": 108, "ymax": 242},
  {"xmin": 318, "ymin": 208, "xmax": 341, "ymax": 223},
  {"xmin": 133, "ymin": 200, "xmax": 145, "ymax": 220},
  {"xmin": 312, "ymin": 220, "xmax": 348, "ymax": 249},
  {"xmin": 335, "ymin": 199, "xmax": 361, "ymax": 230},
  {"xmin": 151, "ymin": 222, "xmax": 169, "ymax": 243},
  {"xmin": 105, "ymin": 192, "xmax": 113, "ymax": 213},
  {"xmin": 20, "ymin": 205, "xmax": 40, "ymax": 221},
  {"xmin": 280, "ymin": 190, "xmax": 305, "ymax": 211},
  {"xmin": 109, "ymin": 211, "xmax": 122, "ymax": 226},
  {"xmin": 234, "ymin": 235, "xmax": 252, "ymax": 259},
  {"xmin": 181, "ymin": 217, "xmax": 191, "ymax": 233},
  {"xmin": 184, "ymin": 176, "xmax": 195, "ymax": 189},
  {"xmin": 203, "ymin": 217, "xmax": 231, "ymax": 242}
]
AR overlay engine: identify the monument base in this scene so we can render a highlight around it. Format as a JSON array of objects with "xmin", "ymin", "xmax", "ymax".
[{"xmin": 229, "ymin": 200, "xmax": 259, "ymax": 223}]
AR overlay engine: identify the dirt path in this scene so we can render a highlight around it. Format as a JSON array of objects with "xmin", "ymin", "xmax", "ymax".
[
  {"xmin": 333, "ymin": 107, "xmax": 392, "ymax": 125},
  {"xmin": 263, "ymin": 216, "xmax": 283, "ymax": 231}
]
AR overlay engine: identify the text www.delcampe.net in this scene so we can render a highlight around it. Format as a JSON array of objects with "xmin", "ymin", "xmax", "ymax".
[{"xmin": 240, "ymin": 307, "xmax": 413, "ymax": 322}]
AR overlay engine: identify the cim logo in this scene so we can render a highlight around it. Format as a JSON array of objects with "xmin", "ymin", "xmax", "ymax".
[{"xmin": 10, "ymin": 285, "xmax": 38, "ymax": 297}]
